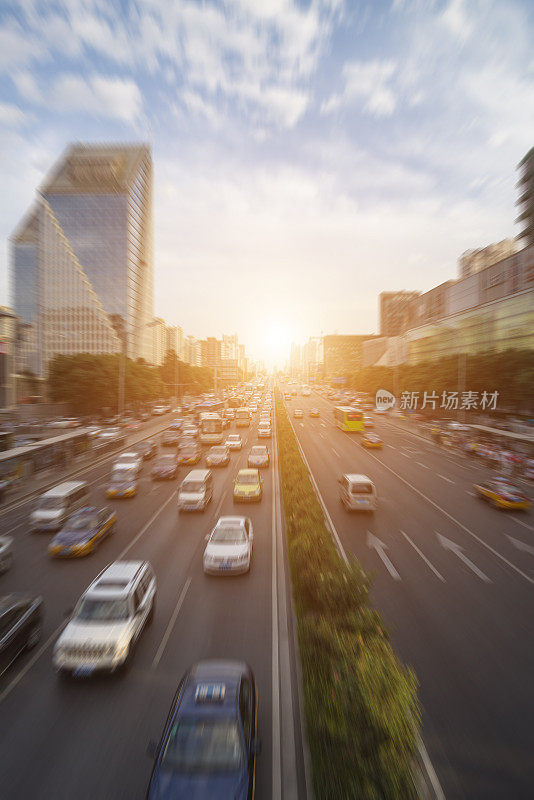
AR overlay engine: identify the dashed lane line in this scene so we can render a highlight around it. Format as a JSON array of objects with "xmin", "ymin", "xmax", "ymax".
[
  {"xmin": 401, "ymin": 531, "xmax": 445, "ymax": 582},
  {"xmin": 151, "ymin": 577, "xmax": 192, "ymax": 669}
]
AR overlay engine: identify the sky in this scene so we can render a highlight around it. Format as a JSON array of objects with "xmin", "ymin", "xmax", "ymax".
[{"xmin": 1, "ymin": 0, "xmax": 533, "ymax": 368}]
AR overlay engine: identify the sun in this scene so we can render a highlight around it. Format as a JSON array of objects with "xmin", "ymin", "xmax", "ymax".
[{"xmin": 263, "ymin": 318, "xmax": 292, "ymax": 364}]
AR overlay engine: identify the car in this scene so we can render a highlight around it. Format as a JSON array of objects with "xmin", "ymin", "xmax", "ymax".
[
  {"xmin": 309, "ymin": 408, "xmax": 320, "ymax": 418},
  {"xmin": 0, "ymin": 535, "xmax": 14, "ymax": 573},
  {"xmin": 226, "ymin": 434, "xmax": 243, "ymax": 451},
  {"xmin": 114, "ymin": 452, "xmax": 143, "ymax": 477},
  {"xmin": 168, "ymin": 419, "xmax": 183, "ymax": 431},
  {"xmin": 203, "ymin": 516, "xmax": 254, "ymax": 575},
  {"xmin": 233, "ymin": 469, "xmax": 263, "ymax": 503},
  {"xmin": 205, "ymin": 445, "xmax": 230, "ymax": 468},
  {"xmin": 363, "ymin": 415, "xmax": 374, "ymax": 428},
  {"xmin": 161, "ymin": 430, "xmax": 181, "ymax": 447},
  {"xmin": 135, "ymin": 440, "xmax": 158, "ymax": 460},
  {"xmin": 106, "ymin": 465, "xmax": 138, "ymax": 498},
  {"xmin": 181, "ymin": 424, "xmax": 199, "ymax": 439},
  {"xmin": 53, "ymin": 560, "xmax": 156, "ymax": 678},
  {"xmin": 361, "ymin": 433, "xmax": 383, "ymax": 448},
  {"xmin": 146, "ymin": 660, "xmax": 260, "ymax": 799},
  {"xmin": 122, "ymin": 417, "xmax": 142, "ymax": 431},
  {"xmin": 473, "ymin": 478, "xmax": 531, "ymax": 510},
  {"xmin": 152, "ymin": 405, "xmax": 167, "ymax": 416},
  {"xmin": 0, "ymin": 593, "xmax": 43, "ymax": 677},
  {"xmin": 48, "ymin": 506, "xmax": 117, "ymax": 558},
  {"xmin": 257, "ymin": 423, "xmax": 271, "ymax": 439},
  {"xmin": 224, "ymin": 408, "xmax": 236, "ymax": 421},
  {"xmin": 152, "ymin": 454, "xmax": 179, "ymax": 480},
  {"xmin": 178, "ymin": 442, "xmax": 201, "ymax": 465},
  {"xmin": 338, "ymin": 474, "xmax": 377, "ymax": 511},
  {"xmin": 293, "ymin": 408, "xmax": 303, "ymax": 419},
  {"xmin": 247, "ymin": 445, "xmax": 270, "ymax": 469}
]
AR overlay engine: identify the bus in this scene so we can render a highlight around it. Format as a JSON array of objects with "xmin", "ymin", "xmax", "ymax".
[
  {"xmin": 235, "ymin": 407, "xmax": 251, "ymax": 428},
  {"xmin": 334, "ymin": 406, "xmax": 364, "ymax": 433},
  {"xmin": 199, "ymin": 412, "xmax": 224, "ymax": 445}
]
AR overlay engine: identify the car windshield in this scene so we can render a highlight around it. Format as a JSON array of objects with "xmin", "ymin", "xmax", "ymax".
[
  {"xmin": 156, "ymin": 456, "xmax": 176, "ymax": 467},
  {"xmin": 74, "ymin": 597, "xmax": 130, "ymax": 622},
  {"xmin": 227, "ymin": 436, "xmax": 240, "ymax": 442},
  {"xmin": 210, "ymin": 448, "xmax": 226, "ymax": 455},
  {"xmin": 237, "ymin": 473, "xmax": 258, "ymax": 485},
  {"xmin": 111, "ymin": 468, "xmax": 135, "ymax": 483},
  {"xmin": 161, "ymin": 718, "xmax": 244, "ymax": 772},
  {"xmin": 66, "ymin": 513, "xmax": 99, "ymax": 530},
  {"xmin": 37, "ymin": 496, "xmax": 65, "ymax": 511},
  {"xmin": 351, "ymin": 483, "xmax": 373, "ymax": 494},
  {"xmin": 182, "ymin": 481, "xmax": 203, "ymax": 493},
  {"xmin": 250, "ymin": 448, "xmax": 266, "ymax": 456},
  {"xmin": 212, "ymin": 526, "xmax": 247, "ymax": 544}
]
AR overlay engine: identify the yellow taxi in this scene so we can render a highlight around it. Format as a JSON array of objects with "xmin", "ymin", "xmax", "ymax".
[
  {"xmin": 473, "ymin": 477, "xmax": 531, "ymax": 510},
  {"xmin": 233, "ymin": 468, "xmax": 263, "ymax": 503},
  {"xmin": 48, "ymin": 506, "xmax": 116, "ymax": 558},
  {"xmin": 361, "ymin": 433, "xmax": 383, "ymax": 449}
]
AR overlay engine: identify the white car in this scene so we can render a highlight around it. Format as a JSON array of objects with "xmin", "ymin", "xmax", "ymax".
[
  {"xmin": 203, "ymin": 516, "xmax": 253, "ymax": 575},
  {"xmin": 53, "ymin": 560, "xmax": 156, "ymax": 678},
  {"xmin": 0, "ymin": 535, "xmax": 13, "ymax": 573},
  {"xmin": 363, "ymin": 415, "xmax": 374, "ymax": 428},
  {"xmin": 258, "ymin": 424, "xmax": 272, "ymax": 439},
  {"xmin": 113, "ymin": 452, "xmax": 142, "ymax": 477},
  {"xmin": 226, "ymin": 434, "xmax": 243, "ymax": 451}
]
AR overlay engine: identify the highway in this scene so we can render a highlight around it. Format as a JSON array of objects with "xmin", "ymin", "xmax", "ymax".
[
  {"xmin": 0, "ymin": 407, "xmax": 305, "ymax": 799},
  {"xmin": 284, "ymin": 389, "xmax": 534, "ymax": 799}
]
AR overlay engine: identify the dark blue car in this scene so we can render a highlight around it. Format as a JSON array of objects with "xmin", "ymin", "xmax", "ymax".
[{"xmin": 147, "ymin": 660, "xmax": 260, "ymax": 799}]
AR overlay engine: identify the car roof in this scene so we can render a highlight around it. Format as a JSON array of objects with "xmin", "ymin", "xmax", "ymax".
[
  {"xmin": 0, "ymin": 593, "xmax": 37, "ymax": 615},
  {"xmin": 183, "ymin": 469, "xmax": 210, "ymax": 480},
  {"xmin": 344, "ymin": 473, "xmax": 373, "ymax": 483},
  {"xmin": 89, "ymin": 560, "xmax": 146, "ymax": 596},
  {"xmin": 41, "ymin": 481, "xmax": 87, "ymax": 498},
  {"xmin": 216, "ymin": 516, "xmax": 247, "ymax": 527},
  {"xmin": 237, "ymin": 468, "xmax": 259, "ymax": 477},
  {"xmin": 178, "ymin": 660, "xmax": 250, "ymax": 719}
]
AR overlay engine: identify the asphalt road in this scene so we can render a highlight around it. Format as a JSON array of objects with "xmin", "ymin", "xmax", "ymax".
[
  {"xmin": 0, "ymin": 404, "xmax": 304, "ymax": 799},
  {"xmin": 284, "ymin": 390, "xmax": 534, "ymax": 799}
]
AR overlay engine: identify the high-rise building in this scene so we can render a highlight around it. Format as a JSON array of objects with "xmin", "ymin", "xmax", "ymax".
[
  {"xmin": 322, "ymin": 334, "xmax": 378, "ymax": 378},
  {"xmin": 516, "ymin": 147, "xmax": 534, "ymax": 248},
  {"xmin": 166, "ymin": 325, "xmax": 184, "ymax": 360},
  {"xmin": 201, "ymin": 337, "xmax": 222, "ymax": 368},
  {"xmin": 151, "ymin": 317, "xmax": 167, "ymax": 366},
  {"xmin": 458, "ymin": 240, "xmax": 518, "ymax": 279},
  {"xmin": 379, "ymin": 291, "xmax": 420, "ymax": 336},
  {"xmin": 184, "ymin": 335, "xmax": 201, "ymax": 367},
  {"xmin": 10, "ymin": 142, "xmax": 153, "ymax": 375},
  {"xmin": 222, "ymin": 333, "xmax": 239, "ymax": 361}
]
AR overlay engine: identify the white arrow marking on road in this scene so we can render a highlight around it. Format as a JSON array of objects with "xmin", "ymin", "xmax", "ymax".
[
  {"xmin": 367, "ymin": 531, "xmax": 401, "ymax": 580},
  {"xmin": 506, "ymin": 535, "xmax": 534, "ymax": 556},
  {"xmin": 437, "ymin": 533, "xmax": 491, "ymax": 583}
]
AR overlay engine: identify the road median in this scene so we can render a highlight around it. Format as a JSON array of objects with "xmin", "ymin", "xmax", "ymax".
[{"xmin": 275, "ymin": 388, "xmax": 421, "ymax": 799}]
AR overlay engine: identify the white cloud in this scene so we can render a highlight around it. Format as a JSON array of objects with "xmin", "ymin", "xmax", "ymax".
[
  {"xmin": 50, "ymin": 74, "xmax": 143, "ymax": 122},
  {"xmin": 322, "ymin": 59, "xmax": 398, "ymax": 117},
  {"xmin": 440, "ymin": 0, "xmax": 473, "ymax": 42},
  {"xmin": 0, "ymin": 22, "xmax": 46, "ymax": 71},
  {"xmin": 0, "ymin": 102, "xmax": 28, "ymax": 128},
  {"xmin": 12, "ymin": 71, "xmax": 43, "ymax": 104}
]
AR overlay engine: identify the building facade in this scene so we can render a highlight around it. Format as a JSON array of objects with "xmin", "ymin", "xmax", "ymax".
[
  {"xmin": 379, "ymin": 291, "xmax": 420, "ymax": 336},
  {"xmin": 458, "ymin": 240, "xmax": 518, "ymax": 279},
  {"xmin": 516, "ymin": 148, "xmax": 534, "ymax": 249},
  {"xmin": 10, "ymin": 142, "xmax": 154, "ymax": 376},
  {"xmin": 322, "ymin": 334, "xmax": 378, "ymax": 378}
]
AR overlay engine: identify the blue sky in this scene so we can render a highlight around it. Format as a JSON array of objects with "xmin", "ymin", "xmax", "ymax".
[{"xmin": 1, "ymin": 0, "xmax": 533, "ymax": 365}]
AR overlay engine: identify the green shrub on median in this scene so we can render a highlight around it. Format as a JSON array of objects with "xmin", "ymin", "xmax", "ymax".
[{"xmin": 275, "ymin": 389, "xmax": 420, "ymax": 799}]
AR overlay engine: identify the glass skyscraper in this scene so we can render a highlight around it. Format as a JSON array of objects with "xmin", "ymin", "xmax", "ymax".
[{"xmin": 10, "ymin": 143, "xmax": 154, "ymax": 376}]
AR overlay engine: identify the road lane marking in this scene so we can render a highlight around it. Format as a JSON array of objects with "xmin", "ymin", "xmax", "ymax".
[
  {"xmin": 418, "ymin": 737, "xmax": 446, "ymax": 800},
  {"xmin": 416, "ymin": 461, "xmax": 429, "ymax": 469},
  {"xmin": 506, "ymin": 535, "xmax": 534, "ymax": 556},
  {"xmin": 117, "ymin": 489, "xmax": 178, "ymax": 560},
  {"xmin": 0, "ymin": 621, "xmax": 67, "ymax": 705},
  {"xmin": 438, "ymin": 474, "xmax": 455, "ymax": 484},
  {"xmin": 401, "ymin": 531, "xmax": 445, "ymax": 582},
  {"xmin": 151, "ymin": 577, "xmax": 192, "ymax": 669},
  {"xmin": 437, "ymin": 533, "xmax": 491, "ymax": 583},
  {"xmin": 213, "ymin": 490, "xmax": 227, "ymax": 519},
  {"xmin": 332, "ymin": 447, "xmax": 340, "ymax": 458},
  {"xmin": 466, "ymin": 490, "xmax": 476, "ymax": 497},
  {"xmin": 0, "ymin": 484, "xmax": 180, "ymax": 706},
  {"xmin": 510, "ymin": 517, "xmax": 534, "ymax": 532},
  {"xmin": 341, "ymin": 438, "xmax": 534, "ymax": 585},
  {"xmin": 367, "ymin": 532, "xmax": 401, "ymax": 580}
]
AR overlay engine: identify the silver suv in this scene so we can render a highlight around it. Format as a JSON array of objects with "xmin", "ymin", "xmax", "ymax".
[{"xmin": 53, "ymin": 560, "xmax": 156, "ymax": 678}]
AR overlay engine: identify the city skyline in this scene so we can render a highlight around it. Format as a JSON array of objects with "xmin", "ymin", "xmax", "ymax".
[{"xmin": 1, "ymin": 0, "xmax": 534, "ymax": 367}]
